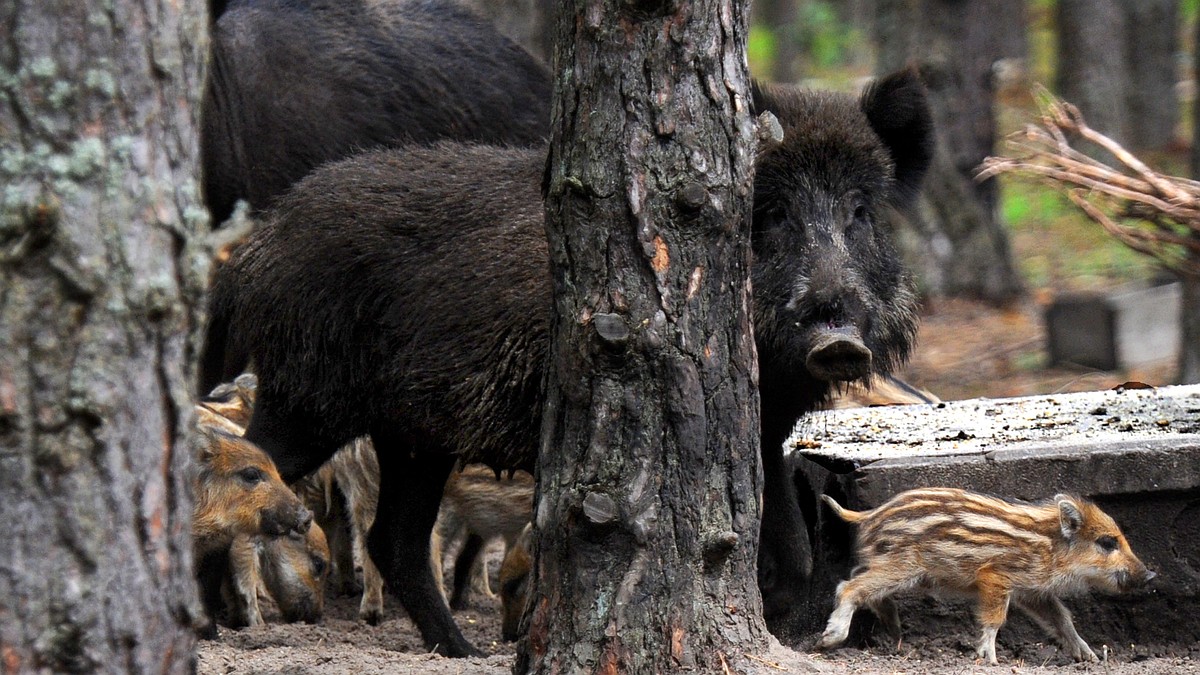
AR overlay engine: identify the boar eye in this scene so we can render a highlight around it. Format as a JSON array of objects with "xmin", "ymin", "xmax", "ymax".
[
  {"xmin": 1096, "ymin": 535, "xmax": 1118, "ymax": 553},
  {"xmin": 237, "ymin": 467, "xmax": 266, "ymax": 485},
  {"xmin": 311, "ymin": 555, "xmax": 328, "ymax": 577}
]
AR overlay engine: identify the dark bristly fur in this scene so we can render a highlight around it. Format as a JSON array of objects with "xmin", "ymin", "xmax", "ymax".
[
  {"xmin": 201, "ymin": 0, "xmax": 552, "ymax": 226},
  {"xmin": 205, "ymin": 70, "xmax": 934, "ymax": 656}
]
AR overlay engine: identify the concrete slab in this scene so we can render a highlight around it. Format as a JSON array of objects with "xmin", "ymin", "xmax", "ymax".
[
  {"xmin": 1046, "ymin": 282, "xmax": 1182, "ymax": 370},
  {"xmin": 773, "ymin": 384, "xmax": 1200, "ymax": 649}
]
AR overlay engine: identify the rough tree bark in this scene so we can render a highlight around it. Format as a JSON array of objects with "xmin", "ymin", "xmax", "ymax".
[
  {"xmin": 519, "ymin": 0, "xmax": 769, "ymax": 672},
  {"xmin": 1057, "ymin": 0, "xmax": 1179, "ymax": 153},
  {"xmin": 876, "ymin": 0, "xmax": 1024, "ymax": 302},
  {"xmin": 0, "ymin": 1, "xmax": 208, "ymax": 672}
]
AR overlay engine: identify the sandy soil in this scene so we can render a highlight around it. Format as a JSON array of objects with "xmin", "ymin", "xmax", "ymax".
[
  {"xmin": 197, "ymin": 298, "xmax": 1192, "ymax": 674},
  {"xmin": 196, "ymin": 570, "xmax": 1200, "ymax": 675}
]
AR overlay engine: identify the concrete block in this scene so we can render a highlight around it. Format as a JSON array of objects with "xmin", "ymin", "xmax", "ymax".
[
  {"xmin": 1046, "ymin": 282, "xmax": 1181, "ymax": 370},
  {"xmin": 780, "ymin": 385, "xmax": 1200, "ymax": 647}
]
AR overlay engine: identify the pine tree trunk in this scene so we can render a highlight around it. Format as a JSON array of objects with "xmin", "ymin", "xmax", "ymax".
[
  {"xmin": 757, "ymin": 0, "xmax": 802, "ymax": 82},
  {"xmin": 1120, "ymin": 0, "xmax": 1178, "ymax": 151},
  {"xmin": 1186, "ymin": 17, "xmax": 1200, "ymax": 386},
  {"xmin": 0, "ymin": 1, "xmax": 207, "ymax": 671},
  {"xmin": 1180, "ymin": 275, "xmax": 1200, "ymax": 384},
  {"xmin": 1058, "ymin": 0, "xmax": 1179, "ymax": 153},
  {"xmin": 876, "ymin": 0, "xmax": 1024, "ymax": 302},
  {"xmin": 519, "ymin": 0, "xmax": 768, "ymax": 672}
]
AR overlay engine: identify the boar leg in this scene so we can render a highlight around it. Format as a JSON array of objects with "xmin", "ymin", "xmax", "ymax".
[
  {"xmin": 1014, "ymin": 593, "xmax": 1098, "ymax": 662},
  {"xmin": 351, "ymin": 493, "xmax": 384, "ymax": 623},
  {"xmin": 367, "ymin": 434, "xmax": 480, "ymax": 657},
  {"xmin": 974, "ymin": 576, "xmax": 1012, "ymax": 665},
  {"xmin": 866, "ymin": 596, "xmax": 902, "ymax": 645},
  {"xmin": 817, "ymin": 570, "xmax": 910, "ymax": 650},
  {"xmin": 450, "ymin": 534, "xmax": 488, "ymax": 609},
  {"xmin": 757, "ymin": 421, "xmax": 814, "ymax": 619},
  {"xmin": 325, "ymin": 504, "xmax": 360, "ymax": 596},
  {"xmin": 227, "ymin": 534, "xmax": 264, "ymax": 627},
  {"xmin": 358, "ymin": 540, "xmax": 385, "ymax": 625}
]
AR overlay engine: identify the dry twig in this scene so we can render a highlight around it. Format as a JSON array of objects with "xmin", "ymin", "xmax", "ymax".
[{"xmin": 978, "ymin": 86, "xmax": 1200, "ymax": 277}]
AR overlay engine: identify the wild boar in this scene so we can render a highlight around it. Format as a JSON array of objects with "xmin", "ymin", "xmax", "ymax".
[
  {"xmin": 498, "ymin": 523, "xmax": 533, "ymax": 642},
  {"xmin": 258, "ymin": 521, "xmax": 331, "ymax": 624},
  {"xmin": 818, "ymin": 488, "xmax": 1155, "ymax": 664},
  {"xmin": 191, "ymin": 420, "xmax": 312, "ymax": 636},
  {"xmin": 291, "ymin": 437, "xmax": 386, "ymax": 625},
  {"xmin": 201, "ymin": 0, "xmax": 551, "ymax": 228},
  {"xmin": 203, "ymin": 69, "xmax": 934, "ymax": 655},
  {"xmin": 223, "ymin": 520, "xmax": 330, "ymax": 627},
  {"xmin": 191, "ymin": 426, "xmax": 312, "ymax": 561},
  {"xmin": 433, "ymin": 466, "xmax": 534, "ymax": 609}
]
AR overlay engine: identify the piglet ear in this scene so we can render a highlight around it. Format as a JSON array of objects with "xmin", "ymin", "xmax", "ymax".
[
  {"xmin": 1056, "ymin": 494, "xmax": 1083, "ymax": 539},
  {"xmin": 860, "ymin": 67, "xmax": 935, "ymax": 203},
  {"xmin": 195, "ymin": 432, "xmax": 217, "ymax": 464}
]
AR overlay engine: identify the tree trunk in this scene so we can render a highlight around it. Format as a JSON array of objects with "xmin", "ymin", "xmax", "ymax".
[
  {"xmin": 0, "ymin": 2, "xmax": 207, "ymax": 672},
  {"xmin": 1181, "ymin": 275, "xmax": 1200, "ymax": 384},
  {"xmin": 1186, "ymin": 17, "xmax": 1200, "ymax": 385},
  {"xmin": 1120, "ymin": 0, "xmax": 1178, "ymax": 151},
  {"xmin": 520, "ymin": 0, "xmax": 768, "ymax": 672},
  {"xmin": 756, "ymin": 0, "xmax": 802, "ymax": 82},
  {"xmin": 876, "ymin": 0, "xmax": 1025, "ymax": 302},
  {"xmin": 1058, "ymin": 0, "xmax": 1179, "ymax": 153}
]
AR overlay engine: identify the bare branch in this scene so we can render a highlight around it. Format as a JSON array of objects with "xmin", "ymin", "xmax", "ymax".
[{"xmin": 980, "ymin": 89, "xmax": 1200, "ymax": 279}]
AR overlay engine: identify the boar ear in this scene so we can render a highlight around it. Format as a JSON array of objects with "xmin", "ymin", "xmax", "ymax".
[
  {"xmin": 750, "ymin": 79, "xmax": 772, "ymax": 116},
  {"xmin": 1056, "ymin": 495, "xmax": 1083, "ymax": 539},
  {"xmin": 860, "ymin": 67, "xmax": 935, "ymax": 203}
]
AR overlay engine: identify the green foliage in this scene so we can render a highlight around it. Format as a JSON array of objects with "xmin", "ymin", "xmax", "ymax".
[
  {"xmin": 748, "ymin": 24, "xmax": 778, "ymax": 78},
  {"xmin": 1000, "ymin": 177, "xmax": 1158, "ymax": 290},
  {"xmin": 798, "ymin": 1, "xmax": 856, "ymax": 71},
  {"xmin": 750, "ymin": 1, "xmax": 871, "ymax": 81}
]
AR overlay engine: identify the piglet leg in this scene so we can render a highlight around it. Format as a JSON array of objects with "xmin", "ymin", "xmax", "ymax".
[{"xmin": 1014, "ymin": 593, "xmax": 1098, "ymax": 662}]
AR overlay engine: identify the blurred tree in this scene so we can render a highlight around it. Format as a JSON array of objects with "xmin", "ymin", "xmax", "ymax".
[
  {"xmin": 757, "ymin": 0, "xmax": 803, "ymax": 82},
  {"xmin": 461, "ymin": 0, "xmax": 555, "ymax": 61},
  {"xmin": 519, "ymin": 0, "xmax": 770, "ymax": 671},
  {"xmin": 876, "ymin": 0, "xmax": 1025, "ymax": 302},
  {"xmin": 1058, "ymin": 0, "xmax": 1179, "ymax": 153},
  {"xmin": 0, "ymin": 0, "xmax": 208, "ymax": 671},
  {"xmin": 1187, "ymin": 14, "xmax": 1200, "ymax": 384}
]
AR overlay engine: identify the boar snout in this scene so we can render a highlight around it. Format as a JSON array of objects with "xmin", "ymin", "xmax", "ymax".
[
  {"xmin": 1117, "ymin": 565, "xmax": 1156, "ymax": 592},
  {"xmin": 279, "ymin": 593, "xmax": 323, "ymax": 624},
  {"xmin": 262, "ymin": 503, "xmax": 313, "ymax": 538},
  {"xmin": 806, "ymin": 325, "xmax": 873, "ymax": 382}
]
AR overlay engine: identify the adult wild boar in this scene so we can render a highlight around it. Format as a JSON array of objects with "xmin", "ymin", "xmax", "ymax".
[
  {"xmin": 201, "ymin": 0, "xmax": 551, "ymax": 226},
  {"xmin": 204, "ymin": 69, "xmax": 933, "ymax": 655}
]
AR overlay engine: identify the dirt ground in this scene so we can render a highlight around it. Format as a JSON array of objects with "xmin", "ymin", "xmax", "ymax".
[
  {"xmin": 197, "ymin": 297, "xmax": 1191, "ymax": 674},
  {"xmin": 196, "ymin": 548, "xmax": 1200, "ymax": 675}
]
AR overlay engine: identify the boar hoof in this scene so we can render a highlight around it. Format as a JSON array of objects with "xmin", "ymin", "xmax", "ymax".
[{"xmin": 806, "ymin": 327, "xmax": 872, "ymax": 382}]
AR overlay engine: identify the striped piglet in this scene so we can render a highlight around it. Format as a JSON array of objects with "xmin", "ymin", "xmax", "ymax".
[{"xmin": 818, "ymin": 487, "xmax": 1154, "ymax": 664}]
